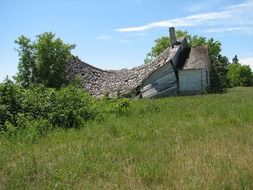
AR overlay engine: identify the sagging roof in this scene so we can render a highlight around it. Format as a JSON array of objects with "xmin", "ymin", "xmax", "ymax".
[{"xmin": 67, "ymin": 43, "xmax": 184, "ymax": 97}]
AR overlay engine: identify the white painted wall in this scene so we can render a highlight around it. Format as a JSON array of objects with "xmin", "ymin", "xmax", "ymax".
[{"xmin": 178, "ymin": 69, "xmax": 209, "ymax": 92}]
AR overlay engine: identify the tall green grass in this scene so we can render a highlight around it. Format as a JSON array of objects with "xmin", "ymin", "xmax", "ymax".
[{"xmin": 1, "ymin": 87, "xmax": 253, "ymax": 189}]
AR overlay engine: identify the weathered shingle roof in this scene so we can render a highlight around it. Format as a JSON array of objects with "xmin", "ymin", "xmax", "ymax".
[
  {"xmin": 183, "ymin": 45, "xmax": 211, "ymax": 70},
  {"xmin": 67, "ymin": 44, "xmax": 182, "ymax": 97}
]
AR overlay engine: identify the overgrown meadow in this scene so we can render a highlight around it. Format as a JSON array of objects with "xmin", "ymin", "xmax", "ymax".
[{"xmin": 0, "ymin": 86, "xmax": 253, "ymax": 189}]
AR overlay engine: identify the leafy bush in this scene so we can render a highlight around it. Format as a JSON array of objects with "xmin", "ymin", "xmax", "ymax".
[
  {"xmin": 113, "ymin": 98, "xmax": 130, "ymax": 116},
  {"xmin": 0, "ymin": 79, "xmax": 132, "ymax": 137},
  {"xmin": 227, "ymin": 64, "xmax": 253, "ymax": 87},
  {"xmin": 49, "ymin": 85, "xmax": 97, "ymax": 128},
  {"xmin": 0, "ymin": 81, "xmax": 98, "ymax": 134},
  {"xmin": 19, "ymin": 84, "xmax": 54, "ymax": 121},
  {"xmin": 99, "ymin": 98, "xmax": 131, "ymax": 117},
  {"xmin": 0, "ymin": 79, "xmax": 24, "ymax": 128}
]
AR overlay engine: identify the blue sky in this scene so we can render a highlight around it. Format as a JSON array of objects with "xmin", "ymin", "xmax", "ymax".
[{"xmin": 0, "ymin": 0, "xmax": 253, "ymax": 81}]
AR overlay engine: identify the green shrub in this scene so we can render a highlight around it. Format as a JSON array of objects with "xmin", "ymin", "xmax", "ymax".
[
  {"xmin": 0, "ymin": 81, "xmax": 99, "ymax": 134},
  {"xmin": 0, "ymin": 79, "xmax": 24, "ymax": 128},
  {"xmin": 113, "ymin": 98, "xmax": 130, "ymax": 116},
  {"xmin": 49, "ymin": 85, "xmax": 97, "ymax": 128},
  {"xmin": 100, "ymin": 98, "xmax": 131, "ymax": 117},
  {"xmin": 20, "ymin": 84, "xmax": 54, "ymax": 120},
  {"xmin": 227, "ymin": 64, "xmax": 253, "ymax": 87},
  {"xmin": 0, "ymin": 79, "xmax": 132, "ymax": 136}
]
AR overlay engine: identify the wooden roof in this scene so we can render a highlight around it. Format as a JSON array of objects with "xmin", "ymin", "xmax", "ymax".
[
  {"xmin": 183, "ymin": 45, "xmax": 211, "ymax": 70},
  {"xmin": 67, "ymin": 44, "xmax": 183, "ymax": 97}
]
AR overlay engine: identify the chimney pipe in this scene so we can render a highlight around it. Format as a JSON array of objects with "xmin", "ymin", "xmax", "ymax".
[{"xmin": 169, "ymin": 27, "xmax": 176, "ymax": 45}]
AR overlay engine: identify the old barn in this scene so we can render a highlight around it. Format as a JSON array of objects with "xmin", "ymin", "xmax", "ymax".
[{"xmin": 67, "ymin": 27, "xmax": 211, "ymax": 98}]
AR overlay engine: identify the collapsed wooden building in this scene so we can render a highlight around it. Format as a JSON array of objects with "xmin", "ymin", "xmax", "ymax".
[{"xmin": 67, "ymin": 27, "xmax": 211, "ymax": 98}]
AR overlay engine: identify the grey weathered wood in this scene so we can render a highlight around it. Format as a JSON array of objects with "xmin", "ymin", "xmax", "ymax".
[
  {"xmin": 141, "ymin": 62, "xmax": 178, "ymax": 98},
  {"xmin": 142, "ymin": 62, "xmax": 175, "ymax": 85}
]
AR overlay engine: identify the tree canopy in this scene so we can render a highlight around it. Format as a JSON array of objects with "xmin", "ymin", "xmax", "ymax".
[
  {"xmin": 227, "ymin": 63, "xmax": 253, "ymax": 87},
  {"xmin": 15, "ymin": 32, "xmax": 75, "ymax": 88},
  {"xmin": 144, "ymin": 30, "xmax": 190, "ymax": 64}
]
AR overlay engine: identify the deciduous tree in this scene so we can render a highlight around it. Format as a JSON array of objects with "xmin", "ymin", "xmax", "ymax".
[
  {"xmin": 15, "ymin": 32, "xmax": 75, "ymax": 88},
  {"xmin": 227, "ymin": 63, "xmax": 253, "ymax": 87}
]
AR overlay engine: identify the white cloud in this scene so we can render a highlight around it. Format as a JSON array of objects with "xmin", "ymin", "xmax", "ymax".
[
  {"xmin": 205, "ymin": 27, "xmax": 252, "ymax": 33},
  {"xmin": 225, "ymin": 1, "xmax": 253, "ymax": 10},
  {"xmin": 125, "ymin": 32, "xmax": 149, "ymax": 37},
  {"xmin": 116, "ymin": 1, "xmax": 253, "ymax": 34},
  {"xmin": 240, "ymin": 57, "xmax": 253, "ymax": 69},
  {"xmin": 116, "ymin": 11, "xmax": 231, "ymax": 32}
]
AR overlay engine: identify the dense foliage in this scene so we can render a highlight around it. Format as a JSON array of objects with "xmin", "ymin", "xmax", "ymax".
[
  {"xmin": 0, "ymin": 79, "xmax": 131, "ymax": 137},
  {"xmin": 15, "ymin": 32, "xmax": 75, "ymax": 88},
  {"xmin": 0, "ymin": 80, "xmax": 92, "ymax": 130},
  {"xmin": 227, "ymin": 63, "xmax": 253, "ymax": 87},
  {"xmin": 144, "ymin": 30, "xmax": 189, "ymax": 63}
]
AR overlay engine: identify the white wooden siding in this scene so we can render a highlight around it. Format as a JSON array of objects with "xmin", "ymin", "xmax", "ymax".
[
  {"xmin": 178, "ymin": 68, "xmax": 209, "ymax": 93},
  {"xmin": 179, "ymin": 69, "xmax": 202, "ymax": 92}
]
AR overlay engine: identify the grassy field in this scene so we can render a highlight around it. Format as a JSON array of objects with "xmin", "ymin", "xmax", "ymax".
[{"xmin": 1, "ymin": 87, "xmax": 253, "ymax": 190}]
